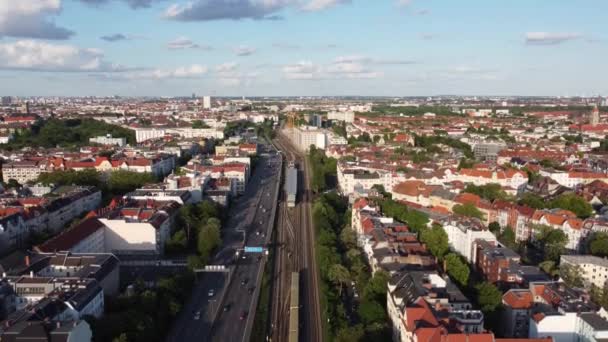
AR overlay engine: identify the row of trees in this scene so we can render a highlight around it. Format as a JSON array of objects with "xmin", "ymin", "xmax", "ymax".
[
  {"xmin": 313, "ymin": 192, "xmax": 392, "ymax": 341},
  {"xmin": 6, "ymin": 118, "xmax": 135, "ymax": 150},
  {"xmin": 37, "ymin": 169, "xmax": 156, "ymax": 203},
  {"xmin": 519, "ymin": 193, "xmax": 594, "ymax": 219},
  {"xmin": 309, "ymin": 145, "xmax": 338, "ymax": 193},
  {"xmin": 165, "ymin": 200, "xmax": 223, "ymax": 268},
  {"xmin": 88, "ymin": 273, "xmax": 194, "ymax": 342}
]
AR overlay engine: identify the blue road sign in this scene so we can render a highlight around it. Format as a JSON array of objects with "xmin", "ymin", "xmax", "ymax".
[{"xmin": 244, "ymin": 246, "xmax": 264, "ymax": 253}]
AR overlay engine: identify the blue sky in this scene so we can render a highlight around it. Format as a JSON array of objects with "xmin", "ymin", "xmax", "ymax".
[{"xmin": 0, "ymin": 0, "xmax": 606, "ymax": 97}]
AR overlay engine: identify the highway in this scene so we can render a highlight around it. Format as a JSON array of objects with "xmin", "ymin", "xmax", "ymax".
[
  {"xmin": 269, "ymin": 132, "xmax": 323, "ymax": 342},
  {"xmin": 167, "ymin": 141, "xmax": 281, "ymax": 342}
]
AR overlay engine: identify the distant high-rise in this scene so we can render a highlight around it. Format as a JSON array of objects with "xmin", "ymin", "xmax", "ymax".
[
  {"xmin": 1, "ymin": 96, "xmax": 11, "ymax": 106},
  {"xmin": 203, "ymin": 96, "xmax": 212, "ymax": 109},
  {"xmin": 191, "ymin": 93, "xmax": 196, "ymax": 99},
  {"xmin": 590, "ymin": 104, "xmax": 600, "ymax": 126}
]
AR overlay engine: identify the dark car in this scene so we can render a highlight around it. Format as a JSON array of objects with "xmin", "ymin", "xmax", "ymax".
[
  {"xmin": 248, "ymin": 286, "xmax": 255, "ymax": 294},
  {"xmin": 240, "ymin": 311, "xmax": 248, "ymax": 320},
  {"xmin": 241, "ymin": 279, "xmax": 248, "ymax": 286},
  {"xmin": 223, "ymin": 304, "xmax": 230, "ymax": 312}
]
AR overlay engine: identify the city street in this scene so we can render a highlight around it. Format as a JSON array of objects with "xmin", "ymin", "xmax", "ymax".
[{"xmin": 167, "ymin": 141, "xmax": 281, "ymax": 342}]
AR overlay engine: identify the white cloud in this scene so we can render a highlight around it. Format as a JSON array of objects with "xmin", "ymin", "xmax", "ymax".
[
  {"xmin": 163, "ymin": 0, "xmax": 350, "ymax": 21},
  {"xmin": 525, "ymin": 32, "xmax": 582, "ymax": 45},
  {"xmin": 282, "ymin": 61, "xmax": 321, "ymax": 79},
  {"xmin": 215, "ymin": 62, "xmax": 238, "ymax": 72},
  {"xmin": 78, "ymin": 0, "xmax": 165, "ymax": 9},
  {"xmin": 0, "ymin": 0, "xmax": 74, "ymax": 39},
  {"xmin": 167, "ymin": 36, "xmax": 211, "ymax": 50},
  {"xmin": 396, "ymin": 0, "xmax": 412, "ymax": 6},
  {"xmin": 234, "ymin": 45, "xmax": 256, "ymax": 56},
  {"xmin": 98, "ymin": 64, "xmax": 208, "ymax": 80},
  {"xmin": 301, "ymin": 0, "xmax": 350, "ymax": 12},
  {"xmin": 283, "ymin": 58, "xmax": 383, "ymax": 80},
  {"xmin": 0, "ymin": 40, "xmax": 126, "ymax": 72}
]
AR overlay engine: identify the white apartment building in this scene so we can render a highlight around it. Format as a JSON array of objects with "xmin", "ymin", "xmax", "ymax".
[
  {"xmin": 2, "ymin": 160, "xmax": 46, "ymax": 184},
  {"xmin": 337, "ymin": 163, "xmax": 392, "ymax": 196},
  {"xmin": 290, "ymin": 126, "xmax": 327, "ymax": 152},
  {"xmin": 441, "ymin": 218, "xmax": 496, "ymax": 263},
  {"xmin": 327, "ymin": 111, "xmax": 355, "ymax": 123},
  {"xmin": 560, "ymin": 255, "xmax": 608, "ymax": 289},
  {"xmin": 203, "ymin": 96, "xmax": 212, "ymax": 109},
  {"xmin": 540, "ymin": 170, "xmax": 608, "ymax": 188},
  {"xmin": 134, "ymin": 128, "xmax": 166, "ymax": 142},
  {"xmin": 89, "ymin": 134, "xmax": 127, "ymax": 147}
]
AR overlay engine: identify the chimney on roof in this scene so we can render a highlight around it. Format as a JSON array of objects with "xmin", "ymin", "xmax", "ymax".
[
  {"xmin": 25, "ymin": 255, "xmax": 30, "ymax": 267},
  {"xmin": 56, "ymin": 321, "xmax": 61, "ymax": 329},
  {"xmin": 29, "ymin": 271, "xmax": 34, "ymax": 278}
]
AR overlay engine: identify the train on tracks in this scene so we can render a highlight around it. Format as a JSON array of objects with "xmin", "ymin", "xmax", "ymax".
[
  {"xmin": 285, "ymin": 162, "xmax": 298, "ymax": 208},
  {"xmin": 288, "ymin": 271, "xmax": 300, "ymax": 342}
]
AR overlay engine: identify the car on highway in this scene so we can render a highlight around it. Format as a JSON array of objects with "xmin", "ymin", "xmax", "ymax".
[
  {"xmin": 248, "ymin": 286, "xmax": 255, "ymax": 294},
  {"xmin": 193, "ymin": 311, "xmax": 201, "ymax": 320},
  {"xmin": 208, "ymin": 289, "xmax": 214, "ymax": 297},
  {"xmin": 223, "ymin": 304, "xmax": 230, "ymax": 312},
  {"xmin": 241, "ymin": 278, "xmax": 248, "ymax": 286},
  {"xmin": 240, "ymin": 311, "xmax": 248, "ymax": 320}
]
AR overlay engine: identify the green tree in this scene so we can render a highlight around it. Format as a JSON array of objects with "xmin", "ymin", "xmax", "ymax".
[
  {"xmin": 191, "ymin": 120, "xmax": 209, "ymax": 129},
  {"xmin": 453, "ymin": 203, "xmax": 485, "ymax": 220},
  {"xmin": 197, "ymin": 220, "xmax": 222, "ymax": 262},
  {"xmin": 550, "ymin": 193, "xmax": 594, "ymax": 219},
  {"xmin": 464, "ymin": 183, "xmax": 510, "ymax": 202},
  {"xmin": 519, "ymin": 193, "xmax": 546, "ymax": 209},
  {"xmin": 488, "ymin": 222, "xmax": 501, "ymax": 235},
  {"xmin": 420, "ymin": 225, "xmax": 449, "ymax": 260},
  {"xmin": 340, "ymin": 227, "xmax": 358, "ymax": 250},
  {"xmin": 445, "ymin": 253, "xmax": 470, "ymax": 287},
  {"xmin": 560, "ymin": 263, "xmax": 584, "ymax": 288},
  {"xmin": 336, "ymin": 325, "xmax": 364, "ymax": 342},
  {"xmin": 363, "ymin": 270, "xmax": 390, "ymax": 303},
  {"xmin": 328, "ymin": 264, "xmax": 351, "ymax": 295},
  {"xmin": 590, "ymin": 233, "xmax": 608, "ymax": 257},
  {"xmin": 499, "ymin": 227, "xmax": 517, "ymax": 249},
  {"xmin": 358, "ymin": 300, "xmax": 386, "ymax": 325},
  {"xmin": 476, "ymin": 282, "xmax": 502, "ymax": 313},
  {"xmin": 539, "ymin": 260, "xmax": 557, "ymax": 276}
]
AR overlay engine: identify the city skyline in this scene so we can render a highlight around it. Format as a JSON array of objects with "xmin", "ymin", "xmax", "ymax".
[{"xmin": 0, "ymin": 0, "xmax": 606, "ymax": 97}]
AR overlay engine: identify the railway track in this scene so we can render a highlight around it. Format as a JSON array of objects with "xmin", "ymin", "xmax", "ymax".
[{"xmin": 269, "ymin": 131, "xmax": 323, "ymax": 342}]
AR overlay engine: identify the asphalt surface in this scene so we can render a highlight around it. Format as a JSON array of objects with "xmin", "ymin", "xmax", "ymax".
[{"xmin": 167, "ymin": 142, "xmax": 281, "ymax": 342}]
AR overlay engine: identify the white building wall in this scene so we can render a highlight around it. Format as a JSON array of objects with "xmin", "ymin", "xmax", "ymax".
[
  {"xmin": 99, "ymin": 219, "xmax": 157, "ymax": 253},
  {"xmin": 530, "ymin": 313, "xmax": 578, "ymax": 342}
]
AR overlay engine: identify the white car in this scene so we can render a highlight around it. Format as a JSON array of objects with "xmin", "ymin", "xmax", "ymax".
[
  {"xmin": 208, "ymin": 289, "xmax": 215, "ymax": 297},
  {"xmin": 194, "ymin": 311, "xmax": 201, "ymax": 320}
]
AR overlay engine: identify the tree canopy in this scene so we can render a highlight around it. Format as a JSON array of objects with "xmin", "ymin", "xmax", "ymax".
[
  {"xmin": 445, "ymin": 253, "xmax": 470, "ymax": 287},
  {"xmin": 464, "ymin": 183, "xmax": 511, "ymax": 202},
  {"xmin": 453, "ymin": 203, "xmax": 485, "ymax": 220},
  {"xmin": 476, "ymin": 282, "xmax": 502, "ymax": 313},
  {"xmin": 420, "ymin": 225, "xmax": 449, "ymax": 260},
  {"xmin": 6, "ymin": 118, "xmax": 135, "ymax": 150}
]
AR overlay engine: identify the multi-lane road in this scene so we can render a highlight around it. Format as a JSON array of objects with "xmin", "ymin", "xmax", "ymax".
[{"xmin": 167, "ymin": 141, "xmax": 282, "ymax": 342}]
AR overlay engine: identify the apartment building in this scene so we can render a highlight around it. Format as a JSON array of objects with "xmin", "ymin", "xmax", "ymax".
[
  {"xmin": 290, "ymin": 126, "xmax": 327, "ymax": 152},
  {"xmin": 89, "ymin": 134, "xmax": 127, "ymax": 147},
  {"xmin": 2, "ymin": 160, "xmax": 46, "ymax": 184},
  {"xmin": 387, "ymin": 271, "xmax": 489, "ymax": 342},
  {"xmin": 36, "ymin": 200, "xmax": 180, "ymax": 256},
  {"xmin": 440, "ymin": 217, "xmax": 496, "ymax": 263},
  {"xmin": 560, "ymin": 255, "xmax": 608, "ymax": 289}
]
